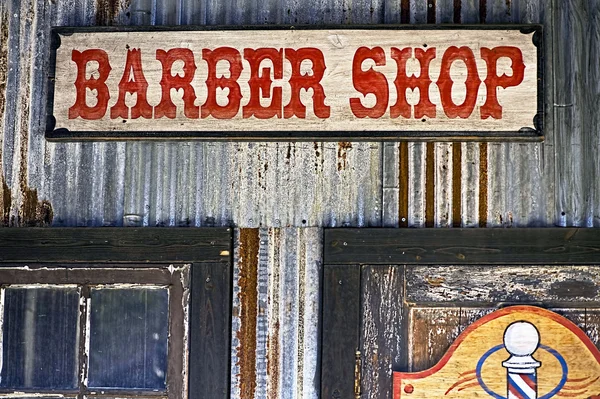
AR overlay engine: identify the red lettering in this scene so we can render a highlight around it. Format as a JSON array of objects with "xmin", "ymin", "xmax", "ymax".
[
  {"xmin": 201, "ymin": 47, "xmax": 243, "ymax": 119},
  {"xmin": 390, "ymin": 47, "xmax": 436, "ymax": 119},
  {"xmin": 437, "ymin": 46, "xmax": 481, "ymax": 119},
  {"xmin": 349, "ymin": 47, "xmax": 389, "ymax": 119},
  {"xmin": 155, "ymin": 48, "xmax": 199, "ymax": 119},
  {"xmin": 110, "ymin": 49, "xmax": 153, "ymax": 119},
  {"xmin": 284, "ymin": 48, "xmax": 330, "ymax": 119},
  {"xmin": 68, "ymin": 49, "xmax": 111, "ymax": 120},
  {"xmin": 243, "ymin": 48, "xmax": 283, "ymax": 119},
  {"xmin": 480, "ymin": 46, "xmax": 525, "ymax": 119}
]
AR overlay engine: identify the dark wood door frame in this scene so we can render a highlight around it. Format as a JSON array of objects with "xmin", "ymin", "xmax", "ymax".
[
  {"xmin": 321, "ymin": 228, "xmax": 600, "ymax": 399},
  {"xmin": 0, "ymin": 228, "xmax": 233, "ymax": 399}
]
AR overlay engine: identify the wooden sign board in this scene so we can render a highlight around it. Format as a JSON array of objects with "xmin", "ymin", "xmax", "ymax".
[
  {"xmin": 394, "ymin": 306, "xmax": 600, "ymax": 399},
  {"xmin": 46, "ymin": 26, "xmax": 543, "ymax": 141}
]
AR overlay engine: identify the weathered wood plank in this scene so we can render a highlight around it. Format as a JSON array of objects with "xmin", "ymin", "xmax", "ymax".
[
  {"xmin": 321, "ymin": 265, "xmax": 361, "ymax": 399},
  {"xmin": 0, "ymin": 228, "xmax": 231, "ymax": 263},
  {"xmin": 409, "ymin": 307, "xmax": 461, "ymax": 371},
  {"xmin": 406, "ymin": 265, "xmax": 600, "ymax": 305},
  {"xmin": 325, "ymin": 228, "xmax": 600, "ymax": 264},
  {"xmin": 189, "ymin": 262, "xmax": 232, "ymax": 399},
  {"xmin": 360, "ymin": 265, "xmax": 406, "ymax": 399}
]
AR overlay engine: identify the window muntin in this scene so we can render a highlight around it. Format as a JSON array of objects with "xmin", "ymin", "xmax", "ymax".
[{"xmin": 0, "ymin": 267, "xmax": 187, "ymax": 399}]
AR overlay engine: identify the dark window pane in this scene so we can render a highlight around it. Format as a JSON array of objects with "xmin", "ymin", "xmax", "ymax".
[
  {"xmin": 1, "ymin": 288, "xmax": 80, "ymax": 389},
  {"xmin": 88, "ymin": 288, "xmax": 169, "ymax": 390}
]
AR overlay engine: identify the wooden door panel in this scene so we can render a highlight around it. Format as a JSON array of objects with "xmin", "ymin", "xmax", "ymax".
[
  {"xmin": 408, "ymin": 307, "xmax": 462, "ymax": 371},
  {"xmin": 356, "ymin": 265, "xmax": 600, "ymax": 399},
  {"xmin": 321, "ymin": 229, "xmax": 600, "ymax": 399},
  {"xmin": 360, "ymin": 265, "xmax": 407, "ymax": 399}
]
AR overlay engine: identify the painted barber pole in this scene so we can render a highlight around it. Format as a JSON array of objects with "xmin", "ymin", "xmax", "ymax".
[
  {"xmin": 503, "ymin": 322, "xmax": 541, "ymax": 399},
  {"xmin": 393, "ymin": 306, "xmax": 600, "ymax": 398}
]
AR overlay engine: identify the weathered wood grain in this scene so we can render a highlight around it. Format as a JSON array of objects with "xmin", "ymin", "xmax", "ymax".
[
  {"xmin": 360, "ymin": 265, "xmax": 406, "ymax": 398},
  {"xmin": 0, "ymin": 228, "xmax": 231, "ymax": 263},
  {"xmin": 409, "ymin": 307, "xmax": 461, "ymax": 371},
  {"xmin": 585, "ymin": 309, "xmax": 600, "ymax": 351},
  {"xmin": 325, "ymin": 228, "xmax": 600, "ymax": 264},
  {"xmin": 406, "ymin": 265, "xmax": 600, "ymax": 305},
  {"xmin": 321, "ymin": 265, "xmax": 361, "ymax": 399},
  {"xmin": 189, "ymin": 262, "xmax": 232, "ymax": 399}
]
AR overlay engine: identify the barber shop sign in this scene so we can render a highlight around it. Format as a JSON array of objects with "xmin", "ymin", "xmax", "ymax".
[{"xmin": 46, "ymin": 26, "xmax": 542, "ymax": 141}]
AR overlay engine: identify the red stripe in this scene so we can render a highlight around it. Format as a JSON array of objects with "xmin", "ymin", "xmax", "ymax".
[
  {"xmin": 520, "ymin": 374, "xmax": 537, "ymax": 390},
  {"xmin": 509, "ymin": 384, "xmax": 527, "ymax": 399}
]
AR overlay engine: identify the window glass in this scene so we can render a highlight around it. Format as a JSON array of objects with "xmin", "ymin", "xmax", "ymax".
[
  {"xmin": 0, "ymin": 287, "xmax": 80, "ymax": 390},
  {"xmin": 88, "ymin": 288, "xmax": 169, "ymax": 390}
]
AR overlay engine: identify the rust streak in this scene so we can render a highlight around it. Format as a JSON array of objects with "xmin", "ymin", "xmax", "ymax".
[
  {"xmin": 479, "ymin": 143, "xmax": 488, "ymax": 227},
  {"xmin": 453, "ymin": 0, "xmax": 461, "ymax": 23},
  {"xmin": 425, "ymin": 143, "xmax": 435, "ymax": 228},
  {"xmin": 451, "ymin": 0, "xmax": 462, "ymax": 228},
  {"xmin": 400, "ymin": 0, "xmax": 410, "ymax": 24},
  {"xmin": 427, "ymin": 0, "xmax": 436, "ymax": 23},
  {"xmin": 0, "ymin": 6, "xmax": 8, "ymax": 226},
  {"xmin": 95, "ymin": 0, "xmax": 130, "ymax": 26},
  {"xmin": 237, "ymin": 228, "xmax": 259, "ymax": 399},
  {"xmin": 267, "ymin": 320, "xmax": 280, "ymax": 399},
  {"xmin": 1, "ymin": 180, "xmax": 9, "ymax": 226},
  {"xmin": 452, "ymin": 144, "xmax": 462, "ymax": 227},
  {"xmin": 337, "ymin": 141, "xmax": 352, "ymax": 171},
  {"xmin": 399, "ymin": 142, "xmax": 409, "ymax": 228},
  {"xmin": 424, "ymin": 0, "xmax": 436, "ymax": 228},
  {"xmin": 479, "ymin": 0, "xmax": 487, "ymax": 23},
  {"xmin": 13, "ymin": 4, "xmax": 52, "ymax": 227}
]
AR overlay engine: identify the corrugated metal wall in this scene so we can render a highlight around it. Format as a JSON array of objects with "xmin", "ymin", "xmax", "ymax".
[{"xmin": 0, "ymin": 0, "xmax": 599, "ymax": 398}]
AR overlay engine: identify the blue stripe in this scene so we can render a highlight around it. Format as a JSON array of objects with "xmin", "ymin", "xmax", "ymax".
[{"xmin": 508, "ymin": 374, "xmax": 533, "ymax": 399}]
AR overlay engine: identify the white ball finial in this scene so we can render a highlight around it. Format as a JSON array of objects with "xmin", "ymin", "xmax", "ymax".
[
  {"xmin": 504, "ymin": 322, "xmax": 540, "ymax": 356},
  {"xmin": 502, "ymin": 321, "xmax": 541, "ymax": 373}
]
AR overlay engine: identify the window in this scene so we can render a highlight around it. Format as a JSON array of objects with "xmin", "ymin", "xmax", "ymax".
[
  {"xmin": 0, "ymin": 267, "xmax": 182, "ymax": 398},
  {"xmin": 0, "ymin": 228, "xmax": 232, "ymax": 399},
  {"xmin": 321, "ymin": 228, "xmax": 600, "ymax": 399}
]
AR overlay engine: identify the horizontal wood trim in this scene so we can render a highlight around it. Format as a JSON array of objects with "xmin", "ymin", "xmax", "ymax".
[
  {"xmin": 0, "ymin": 267, "xmax": 175, "ymax": 285},
  {"xmin": 324, "ymin": 228, "xmax": 600, "ymax": 265},
  {"xmin": 406, "ymin": 265, "xmax": 600, "ymax": 306},
  {"xmin": 0, "ymin": 228, "xmax": 232, "ymax": 263}
]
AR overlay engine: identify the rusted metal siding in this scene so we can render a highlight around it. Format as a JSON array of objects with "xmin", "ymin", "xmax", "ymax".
[
  {"xmin": 231, "ymin": 228, "xmax": 321, "ymax": 399},
  {"xmin": 0, "ymin": 0, "xmax": 597, "ymax": 229}
]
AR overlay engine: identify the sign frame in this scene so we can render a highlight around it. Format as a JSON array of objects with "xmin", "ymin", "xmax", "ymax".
[{"xmin": 46, "ymin": 24, "xmax": 544, "ymax": 142}]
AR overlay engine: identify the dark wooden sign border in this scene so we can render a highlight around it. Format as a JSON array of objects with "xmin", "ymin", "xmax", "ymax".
[
  {"xmin": 45, "ymin": 24, "xmax": 544, "ymax": 142},
  {"xmin": 0, "ymin": 227, "xmax": 233, "ymax": 399}
]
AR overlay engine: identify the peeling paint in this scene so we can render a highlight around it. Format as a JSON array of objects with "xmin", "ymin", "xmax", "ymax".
[{"xmin": 236, "ymin": 228, "xmax": 259, "ymax": 399}]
